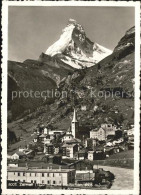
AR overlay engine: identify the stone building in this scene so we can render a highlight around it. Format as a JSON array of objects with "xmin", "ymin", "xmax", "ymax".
[{"xmin": 7, "ymin": 167, "xmax": 75, "ymax": 186}]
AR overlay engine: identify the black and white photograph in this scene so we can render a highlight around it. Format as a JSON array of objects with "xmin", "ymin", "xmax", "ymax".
[{"xmin": 1, "ymin": 1, "xmax": 140, "ymax": 194}]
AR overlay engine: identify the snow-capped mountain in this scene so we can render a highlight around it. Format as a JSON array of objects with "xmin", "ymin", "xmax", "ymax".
[{"xmin": 45, "ymin": 19, "xmax": 112, "ymax": 69}]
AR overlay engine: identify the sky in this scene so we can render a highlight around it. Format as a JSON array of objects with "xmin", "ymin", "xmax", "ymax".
[{"xmin": 8, "ymin": 6, "xmax": 135, "ymax": 62}]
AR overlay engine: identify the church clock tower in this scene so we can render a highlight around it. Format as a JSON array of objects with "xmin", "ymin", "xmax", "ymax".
[{"xmin": 71, "ymin": 108, "xmax": 79, "ymax": 138}]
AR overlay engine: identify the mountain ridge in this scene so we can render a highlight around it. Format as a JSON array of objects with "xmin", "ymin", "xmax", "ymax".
[{"xmin": 45, "ymin": 19, "xmax": 112, "ymax": 69}]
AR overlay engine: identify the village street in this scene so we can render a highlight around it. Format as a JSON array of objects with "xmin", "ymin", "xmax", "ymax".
[{"xmin": 96, "ymin": 165, "xmax": 134, "ymax": 190}]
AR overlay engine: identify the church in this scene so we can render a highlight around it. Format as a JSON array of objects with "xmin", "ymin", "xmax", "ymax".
[{"xmin": 62, "ymin": 108, "xmax": 79, "ymax": 142}]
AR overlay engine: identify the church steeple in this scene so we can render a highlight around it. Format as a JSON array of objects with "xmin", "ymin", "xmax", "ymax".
[
  {"xmin": 71, "ymin": 108, "xmax": 79, "ymax": 138},
  {"xmin": 72, "ymin": 108, "xmax": 78, "ymax": 123}
]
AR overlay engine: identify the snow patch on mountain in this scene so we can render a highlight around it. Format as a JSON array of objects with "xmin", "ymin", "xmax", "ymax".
[
  {"xmin": 45, "ymin": 19, "xmax": 112, "ymax": 69},
  {"xmin": 46, "ymin": 23, "xmax": 75, "ymax": 56}
]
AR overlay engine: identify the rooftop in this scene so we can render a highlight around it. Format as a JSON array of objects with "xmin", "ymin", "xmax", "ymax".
[
  {"xmin": 7, "ymin": 167, "xmax": 75, "ymax": 173},
  {"xmin": 13, "ymin": 151, "xmax": 26, "ymax": 156},
  {"xmin": 90, "ymin": 128, "xmax": 99, "ymax": 132},
  {"xmin": 64, "ymin": 138, "xmax": 81, "ymax": 144},
  {"xmin": 39, "ymin": 134, "xmax": 47, "ymax": 138},
  {"xmin": 62, "ymin": 143, "xmax": 77, "ymax": 148}
]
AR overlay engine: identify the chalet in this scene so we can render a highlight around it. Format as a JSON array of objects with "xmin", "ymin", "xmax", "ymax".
[
  {"xmin": 128, "ymin": 135, "xmax": 134, "ymax": 141},
  {"xmin": 62, "ymin": 143, "xmax": 79, "ymax": 159},
  {"xmin": 33, "ymin": 135, "xmax": 38, "ymax": 143},
  {"xmin": 68, "ymin": 160, "xmax": 93, "ymax": 171},
  {"xmin": 18, "ymin": 146, "xmax": 27, "ymax": 153},
  {"xmin": 76, "ymin": 171, "xmax": 95, "ymax": 186},
  {"xmin": 94, "ymin": 146, "xmax": 105, "ymax": 160},
  {"xmin": 88, "ymin": 151, "xmax": 95, "ymax": 161},
  {"xmin": 11, "ymin": 152, "xmax": 27, "ymax": 160},
  {"xmin": 81, "ymin": 105, "xmax": 87, "ymax": 111},
  {"xmin": 44, "ymin": 144, "xmax": 54, "ymax": 154},
  {"xmin": 114, "ymin": 146, "xmax": 124, "ymax": 153},
  {"xmin": 49, "ymin": 130, "xmax": 64, "ymax": 135},
  {"xmin": 54, "ymin": 144, "xmax": 60, "ymax": 154},
  {"xmin": 85, "ymin": 138, "xmax": 97, "ymax": 149},
  {"xmin": 47, "ymin": 155, "xmax": 62, "ymax": 164},
  {"xmin": 62, "ymin": 133, "xmax": 74, "ymax": 142},
  {"xmin": 104, "ymin": 146, "xmax": 115, "ymax": 157},
  {"xmin": 77, "ymin": 149, "xmax": 88, "ymax": 160},
  {"xmin": 43, "ymin": 127, "xmax": 48, "ymax": 135},
  {"xmin": 44, "ymin": 138, "xmax": 52, "ymax": 144},
  {"xmin": 127, "ymin": 128, "xmax": 134, "ymax": 136},
  {"xmin": 39, "ymin": 134, "xmax": 47, "ymax": 142},
  {"xmin": 64, "ymin": 138, "xmax": 81, "ymax": 145},
  {"xmin": 7, "ymin": 160, "xmax": 19, "ymax": 167}
]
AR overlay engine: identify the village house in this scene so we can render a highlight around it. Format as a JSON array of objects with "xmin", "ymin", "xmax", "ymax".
[
  {"xmin": 39, "ymin": 134, "xmax": 47, "ymax": 143},
  {"xmin": 85, "ymin": 138, "xmax": 97, "ymax": 149},
  {"xmin": 33, "ymin": 135, "xmax": 38, "ymax": 143},
  {"xmin": 49, "ymin": 130, "xmax": 64, "ymax": 135},
  {"xmin": 7, "ymin": 167, "xmax": 75, "ymax": 186},
  {"xmin": 62, "ymin": 143, "xmax": 79, "ymax": 159},
  {"xmin": 18, "ymin": 146, "xmax": 27, "ymax": 153},
  {"xmin": 44, "ymin": 138, "xmax": 52, "ymax": 145},
  {"xmin": 43, "ymin": 127, "xmax": 48, "ymax": 135},
  {"xmin": 7, "ymin": 154, "xmax": 13, "ymax": 159},
  {"xmin": 75, "ymin": 170, "xmax": 95, "ymax": 186},
  {"xmin": 11, "ymin": 152, "xmax": 27, "ymax": 160},
  {"xmin": 68, "ymin": 160, "xmax": 93, "ymax": 171},
  {"xmin": 87, "ymin": 151, "xmax": 94, "ymax": 161},
  {"xmin": 7, "ymin": 160, "xmax": 19, "ymax": 167},
  {"xmin": 94, "ymin": 145, "xmax": 105, "ymax": 160},
  {"xmin": 77, "ymin": 149, "xmax": 88, "ymax": 160},
  {"xmin": 54, "ymin": 144, "xmax": 60, "ymax": 155},
  {"xmin": 101, "ymin": 124, "xmax": 116, "ymax": 138},
  {"xmin": 81, "ymin": 105, "xmax": 87, "ymax": 111},
  {"xmin": 90, "ymin": 124, "xmax": 116, "ymax": 141},
  {"xmin": 104, "ymin": 146, "xmax": 115, "ymax": 157},
  {"xmin": 90, "ymin": 128, "xmax": 106, "ymax": 141},
  {"xmin": 47, "ymin": 155, "xmax": 62, "ymax": 164},
  {"xmin": 94, "ymin": 150, "xmax": 105, "ymax": 160},
  {"xmin": 44, "ymin": 144, "xmax": 54, "ymax": 154},
  {"xmin": 62, "ymin": 131, "xmax": 74, "ymax": 142},
  {"xmin": 64, "ymin": 138, "xmax": 81, "ymax": 146},
  {"xmin": 127, "ymin": 128, "xmax": 134, "ymax": 136}
]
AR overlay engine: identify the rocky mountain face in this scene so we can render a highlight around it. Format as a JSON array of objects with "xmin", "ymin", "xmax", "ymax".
[
  {"xmin": 43, "ymin": 26, "xmax": 135, "ymax": 134},
  {"xmin": 45, "ymin": 19, "xmax": 112, "ymax": 69},
  {"xmin": 8, "ymin": 19, "xmax": 112, "ymax": 120},
  {"xmin": 8, "ymin": 59, "xmax": 74, "ymax": 120},
  {"xmin": 8, "ymin": 26, "xmax": 135, "ymax": 144}
]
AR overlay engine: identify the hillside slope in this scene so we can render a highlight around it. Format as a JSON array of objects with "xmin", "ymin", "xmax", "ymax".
[
  {"xmin": 46, "ymin": 26, "xmax": 135, "ymax": 133},
  {"xmin": 8, "ymin": 59, "xmax": 74, "ymax": 120}
]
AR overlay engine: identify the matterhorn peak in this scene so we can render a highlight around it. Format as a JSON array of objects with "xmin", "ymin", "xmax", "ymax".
[
  {"xmin": 68, "ymin": 18, "xmax": 77, "ymax": 25},
  {"xmin": 45, "ymin": 19, "xmax": 112, "ymax": 69}
]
